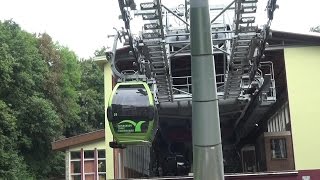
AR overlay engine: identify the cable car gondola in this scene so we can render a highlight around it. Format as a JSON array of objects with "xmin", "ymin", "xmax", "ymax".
[{"xmin": 107, "ymin": 82, "xmax": 157, "ymax": 145}]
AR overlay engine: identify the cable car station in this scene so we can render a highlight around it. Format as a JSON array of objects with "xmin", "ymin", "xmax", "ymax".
[{"xmin": 91, "ymin": 0, "xmax": 320, "ymax": 179}]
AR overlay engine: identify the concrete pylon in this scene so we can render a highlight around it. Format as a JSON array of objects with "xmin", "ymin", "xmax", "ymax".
[{"xmin": 190, "ymin": 0, "xmax": 225, "ymax": 179}]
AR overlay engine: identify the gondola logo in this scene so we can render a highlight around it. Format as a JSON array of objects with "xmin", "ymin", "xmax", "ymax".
[{"xmin": 117, "ymin": 120, "xmax": 146, "ymax": 133}]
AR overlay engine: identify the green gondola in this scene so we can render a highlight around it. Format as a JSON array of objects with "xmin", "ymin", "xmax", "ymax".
[{"xmin": 107, "ymin": 81, "xmax": 156, "ymax": 145}]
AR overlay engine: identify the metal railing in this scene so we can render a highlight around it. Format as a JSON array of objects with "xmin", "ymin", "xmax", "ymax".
[
  {"xmin": 260, "ymin": 61, "xmax": 277, "ymax": 104},
  {"xmin": 169, "ymin": 64, "xmax": 276, "ymax": 103},
  {"xmin": 171, "ymin": 74, "xmax": 225, "ymax": 96}
]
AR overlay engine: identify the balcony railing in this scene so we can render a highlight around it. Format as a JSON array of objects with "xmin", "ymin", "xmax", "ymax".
[{"xmin": 171, "ymin": 74, "xmax": 226, "ymax": 100}]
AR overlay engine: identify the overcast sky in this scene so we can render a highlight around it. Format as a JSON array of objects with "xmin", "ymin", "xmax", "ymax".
[{"xmin": 0, "ymin": 0, "xmax": 319, "ymax": 58}]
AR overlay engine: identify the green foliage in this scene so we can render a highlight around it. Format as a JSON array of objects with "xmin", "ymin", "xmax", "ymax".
[
  {"xmin": 78, "ymin": 60, "xmax": 105, "ymax": 131},
  {"xmin": 0, "ymin": 100, "xmax": 31, "ymax": 179},
  {"xmin": 0, "ymin": 20, "xmax": 47, "ymax": 106},
  {"xmin": 58, "ymin": 46, "xmax": 82, "ymax": 136},
  {"xmin": 94, "ymin": 46, "xmax": 107, "ymax": 56},
  {"xmin": 37, "ymin": 33, "xmax": 80, "ymax": 137},
  {"xmin": 18, "ymin": 96, "xmax": 63, "ymax": 178},
  {"xmin": 0, "ymin": 20, "xmax": 105, "ymax": 179},
  {"xmin": 0, "ymin": 43, "xmax": 14, "ymax": 90}
]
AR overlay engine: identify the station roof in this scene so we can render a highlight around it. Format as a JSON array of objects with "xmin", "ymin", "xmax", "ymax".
[
  {"xmin": 52, "ymin": 129, "xmax": 105, "ymax": 151},
  {"xmin": 268, "ymin": 30, "xmax": 320, "ymax": 49}
]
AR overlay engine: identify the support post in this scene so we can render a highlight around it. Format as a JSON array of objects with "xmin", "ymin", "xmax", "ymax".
[
  {"xmin": 210, "ymin": 0, "xmax": 235, "ymax": 24},
  {"xmin": 190, "ymin": 0, "xmax": 224, "ymax": 179},
  {"xmin": 161, "ymin": 4, "xmax": 190, "ymax": 26}
]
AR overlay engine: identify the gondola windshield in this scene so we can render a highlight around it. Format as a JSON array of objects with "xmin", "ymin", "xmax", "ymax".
[
  {"xmin": 108, "ymin": 82, "xmax": 155, "ymax": 139},
  {"xmin": 113, "ymin": 85, "xmax": 149, "ymax": 107}
]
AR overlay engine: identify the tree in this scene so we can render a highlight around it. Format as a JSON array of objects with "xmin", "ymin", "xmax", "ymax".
[
  {"xmin": 58, "ymin": 45, "xmax": 82, "ymax": 136},
  {"xmin": 19, "ymin": 96, "xmax": 63, "ymax": 178},
  {"xmin": 0, "ymin": 20, "xmax": 106, "ymax": 179},
  {"xmin": 37, "ymin": 33, "xmax": 82, "ymax": 137},
  {"xmin": 0, "ymin": 20, "xmax": 48, "ymax": 106},
  {"xmin": 78, "ymin": 60, "xmax": 105, "ymax": 131},
  {"xmin": 0, "ymin": 20, "xmax": 63, "ymax": 179},
  {"xmin": 0, "ymin": 44, "xmax": 15, "ymax": 93},
  {"xmin": 310, "ymin": 25, "xmax": 320, "ymax": 33},
  {"xmin": 0, "ymin": 100, "xmax": 30, "ymax": 179},
  {"xmin": 94, "ymin": 46, "xmax": 108, "ymax": 56}
]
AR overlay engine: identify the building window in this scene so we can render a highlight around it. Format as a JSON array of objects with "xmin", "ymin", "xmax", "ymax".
[
  {"xmin": 98, "ymin": 150, "xmax": 107, "ymax": 180},
  {"xmin": 70, "ymin": 151, "xmax": 81, "ymax": 180},
  {"xmin": 71, "ymin": 161, "xmax": 81, "ymax": 173},
  {"xmin": 70, "ymin": 149, "xmax": 106, "ymax": 180},
  {"xmin": 84, "ymin": 150, "xmax": 95, "ymax": 159},
  {"xmin": 71, "ymin": 175, "xmax": 81, "ymax": 180},
  {"xmin": 71, "ymin": 151, "xmax": 81, "ymax": 159},
  {"xmin": 270, "ymin": 138, "xmax": 287, "ymax": 159}
]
